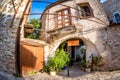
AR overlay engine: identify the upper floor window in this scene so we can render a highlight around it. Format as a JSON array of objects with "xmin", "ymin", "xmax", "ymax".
[
  {"xmin": 113, "ymin": 11, "xmax": 120, "ymax": 23},
  {"xmin": 55, "ymin": 8, "xmax": 72, "ymax": 29},
  {"xmin": 78, "ymin": 3, "xmax": 93, "ymax": 17}
]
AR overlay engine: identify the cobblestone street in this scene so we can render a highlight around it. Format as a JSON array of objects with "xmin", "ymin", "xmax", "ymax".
[{"xmin": 0, "ymin": 69, "xmax": 120, "ymax": 80}]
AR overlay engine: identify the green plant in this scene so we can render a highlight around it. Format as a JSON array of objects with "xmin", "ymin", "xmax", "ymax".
[
  {"xmin": 81, "ymin": 59, "xmax": 86, "ymax": 67},
  {"xmin": 85, "ymin": 61, "xmax": 91, "ymax": 68},
  {"xmin": 43, "ymin": 65, "xmax": 50, "ymax": 72},
  {"xmin": 45, "ymin": 43, "xmax": 70, "ymax": 73},
  {"xmin": 28, "ymin": 18, "xmax": 41, "ymax": 29},
  {"xmin": 13, "ymin": 73, "xmax": 20, "ymax": 78},
  {"xmin": 81, "ymin": 48, "xmax": 86, "ymax": 54},
  {"xmin": 81, "ymin": 60, "xmax": 91, "ymax": 68},
  {"xmin": 92, "ymin": 55, "xmax": 103, "ymax": 66},
  {"xmin": 27, "ymin": 71, "xmax": 39, "ymax": 76}
]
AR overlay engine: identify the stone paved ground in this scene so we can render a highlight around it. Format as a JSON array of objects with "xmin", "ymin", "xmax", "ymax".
[
  {"xmin": 0, "ymin": 70, "xmax": 120, "ymax": 80},
  {"xmin": 0, "ymin": 63, "xmax": 120, "ymax": 80}
]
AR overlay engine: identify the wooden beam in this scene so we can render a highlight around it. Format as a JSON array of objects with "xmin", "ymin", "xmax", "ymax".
[
  {"xmin": 25, "ymin": 12, "xmax": 106, "ymax": 25},
  {"xmin": 10, "ymin": 0, "xmax": 24, "ymax": 28},
  {"xmin": 11, "ymin": 0, "xmax": 17, "ymax": 13}
]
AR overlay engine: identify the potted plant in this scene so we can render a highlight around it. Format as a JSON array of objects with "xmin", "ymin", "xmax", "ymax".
[
  {"xmin": 45, "ymin": 43, "xmax": 70, "ymax": 76},
  {"xmin": 49, "ymin": 67, "xmax": 56, "ymax": 76},
  {"xmin": 85, "ymin": 61, "xmax": 91, "ymax": 72},
  {"xmin": 47, "ymin": 57, "xmax": 57, "ymax": 76},
  {"xmin": 92, "ymin": 55, "xmax": 104, "ymax": 71}
]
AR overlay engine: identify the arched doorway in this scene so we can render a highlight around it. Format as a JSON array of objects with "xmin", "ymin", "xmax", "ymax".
[
  {"xmin": 48, "ymin": 34, "xmax": 100, "ymax": 76},
  {"xmin": 58, "ymin": 38, "xmax": 86, "ymax": 71}
]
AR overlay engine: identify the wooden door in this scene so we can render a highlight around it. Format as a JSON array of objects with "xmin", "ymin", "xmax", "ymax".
[{"xmin": 20, "ymin": 43, "xmax": 44, "ymax": 75}]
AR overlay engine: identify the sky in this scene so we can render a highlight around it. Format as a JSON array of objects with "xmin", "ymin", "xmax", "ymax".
[
  {"xmin": 101, "ymin": 0, "xmax": 107, "ymax": 3},
  {"xmin": 29, "ymin": 0, "xmax": 57, "ymax": 19},
  {"xmin": 29, "ymin": 0, "xmax": 107, "ymax": 20}
]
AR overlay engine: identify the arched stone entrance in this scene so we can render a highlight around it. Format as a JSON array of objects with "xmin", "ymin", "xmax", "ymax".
[
  {"xmin": 58, "ymin": 38, "xmax": 86, "ymax": 64},
  {"xmin": 46, "ymin": 33, "xmax": 100, "ymax": 71}
]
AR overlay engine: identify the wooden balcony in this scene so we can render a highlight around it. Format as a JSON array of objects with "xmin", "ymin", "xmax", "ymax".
[{"xmin": 46, "ymin": 8, "xmax": 76, "ymax": 35}]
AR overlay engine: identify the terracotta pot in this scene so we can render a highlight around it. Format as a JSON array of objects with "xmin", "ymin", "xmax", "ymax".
[
  {"xmin": 24, "ymin": 24, "xmax": 34, "ymax": 29},
  {"xmin": 50, "ymin": 71, "xmax": 56, "ymax": 76},
  {"xmin": 24, "ymin": 29, "xmax": 33, "ymax": 34}
]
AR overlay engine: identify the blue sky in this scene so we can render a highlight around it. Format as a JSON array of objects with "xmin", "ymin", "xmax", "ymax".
[
  {"xmin": 29, "ymin": 0, "xmax": 107, "ymax": 20},
  {"xmin": 101, "ymin": 0, "xmax": 107, "ymax": 3},
  {"xmin": 29, "ymin": 0, "xmax": 57, "ymax": 19}
]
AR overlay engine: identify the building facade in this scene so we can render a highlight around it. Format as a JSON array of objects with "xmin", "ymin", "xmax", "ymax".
[
  {"xmin": 103, "ymin": 0, "xmax": 120, "ymax": 23},
  {"xmin": 40, "ymin": 0, "xmax": 110, "ymax": 70}
]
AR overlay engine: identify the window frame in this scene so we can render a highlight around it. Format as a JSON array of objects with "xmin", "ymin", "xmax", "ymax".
[
  {"xmin": 113, "ymin": 11, "xmax": 120, "ymax": 23},
  {"xmin": 77, "ymin": 3, "xmax": 94, "ymax": 18}
]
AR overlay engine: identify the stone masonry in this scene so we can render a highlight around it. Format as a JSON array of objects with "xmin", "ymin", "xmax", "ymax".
[
  {"xmin": 41, "ymin": 0, "xmax": 110, "ymax": 70},
  {"xmin": 0, "ymin": 0, "xmax": 120, "ymax": 75},
  {"xmin": 0, "ymin": 0, "xmax": 31, "ymax": 74},
  {"xmin": 41, "ymin": 0, "xmax": 120, "ymax": 71},
  {"xmin": 103, "ymin": 0, "xmax": 120, "ymax": 23}
]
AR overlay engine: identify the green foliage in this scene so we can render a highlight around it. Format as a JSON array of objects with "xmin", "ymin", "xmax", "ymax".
[
  {"xmin": 13, "ymin": 73, "xmax": 20, "ymax": 78},
  {"xmin": 25, "ymin": 33, "xmax": 39, "ymax": 39},
  {"xmin": 25, "ymin": 18, "xmax": 41, "ymax": 39},
  {"xmin": 85, "ymin": 61, "xmax": 91, "ymax": 68},
  {"xmin": 27, "ymin": 71, "xmax": 39, "ymax": 76},
  {"xmin": 92, "ymin": 55, "xmax": 103, "ymax": 66},
  {"xmin": 43, "ymin": 65, "xmax": 50, "ymax": 72},
  {"xmin": 81, "ymin": 59, "xmax": 86, "ymax": 67},
  {"xmin": 44, "ymin": 43, "xmax": 70, "ymax": 73},
  {"xmin": 28, "ymin": 18, "xmax": 41, "ymax": 29},
  {"xmin": 81, "ymin": 48, "xmax": 86, "ymax": 54}
]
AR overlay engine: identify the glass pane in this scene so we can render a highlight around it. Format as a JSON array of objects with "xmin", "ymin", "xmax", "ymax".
[{"xmin": 114, "ymin": 13, "xmax": 120, "ymax": 22}]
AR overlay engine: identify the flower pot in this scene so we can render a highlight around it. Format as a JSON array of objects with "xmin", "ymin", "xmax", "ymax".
[
  {"xmin": 24, "ymin": 24, "xmax": 34, "ymax": 29},
  {"xmin": 24, "ymin": 29, "xmax": 33, "ymax": 33},
  {"xmin": 86, "ymin": 68, "xmax": 91, "ymax": 72},
  {"xmin": 50, "ymin": 71, "xmax": 56, "ymax": 76}
]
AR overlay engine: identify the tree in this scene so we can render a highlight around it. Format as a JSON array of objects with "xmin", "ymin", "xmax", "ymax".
[{"xmin": 28, "ymin": 18, "xmax": 41, "ymax": 29}]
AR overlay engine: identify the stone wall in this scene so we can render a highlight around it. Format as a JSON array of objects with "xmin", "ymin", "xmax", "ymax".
[
  {"xmin": 0, "ymin": 0, "xmax": 120, "ymax": 75},
  {"xmin": 105, "ymin": 25, "xmax": 120, "ymax": 70},
  {"xmin": 0, "ymin": 0, "xmax": 30, "ymax": 74},
  {"xmin": 45, "ymin": 24, "xmax": 120, "ymax": 71},
  {"xmin": 40, "ymin": 0, "xmax": 110, "ymax": 70},
  {"xmin": 103, "ymin": 0, "xmax": 120, "ymax": 22}
]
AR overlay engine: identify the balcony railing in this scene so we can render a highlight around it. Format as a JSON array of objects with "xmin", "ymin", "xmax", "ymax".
[{"xmin": 46, "ymin": 8, "xmax": 74, "ymax": 32}]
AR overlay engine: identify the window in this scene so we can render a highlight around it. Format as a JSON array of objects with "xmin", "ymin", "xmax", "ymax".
[
  {"xmin": 113, "ymin": 11, "xmax": 120, "ymax": 23},
  {"xmin": 55, "ymin": 8, "xmax": 72, "ymax": 28},
  {"xmin": 78, "ymin": 3, "xmax": 93, "ymax": 17}
]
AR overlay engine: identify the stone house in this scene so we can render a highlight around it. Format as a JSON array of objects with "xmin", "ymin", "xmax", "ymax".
[
  {"xmin": 103, "ymin": 0, "xmax": 120, "ymax": 23},
  {"xmin": 0, "ymin": 0, "xmax": 120, "ymax": 76},
  {"xmin": 40, "ymin": 0, "xmax": 110, "ymax": 70}
]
